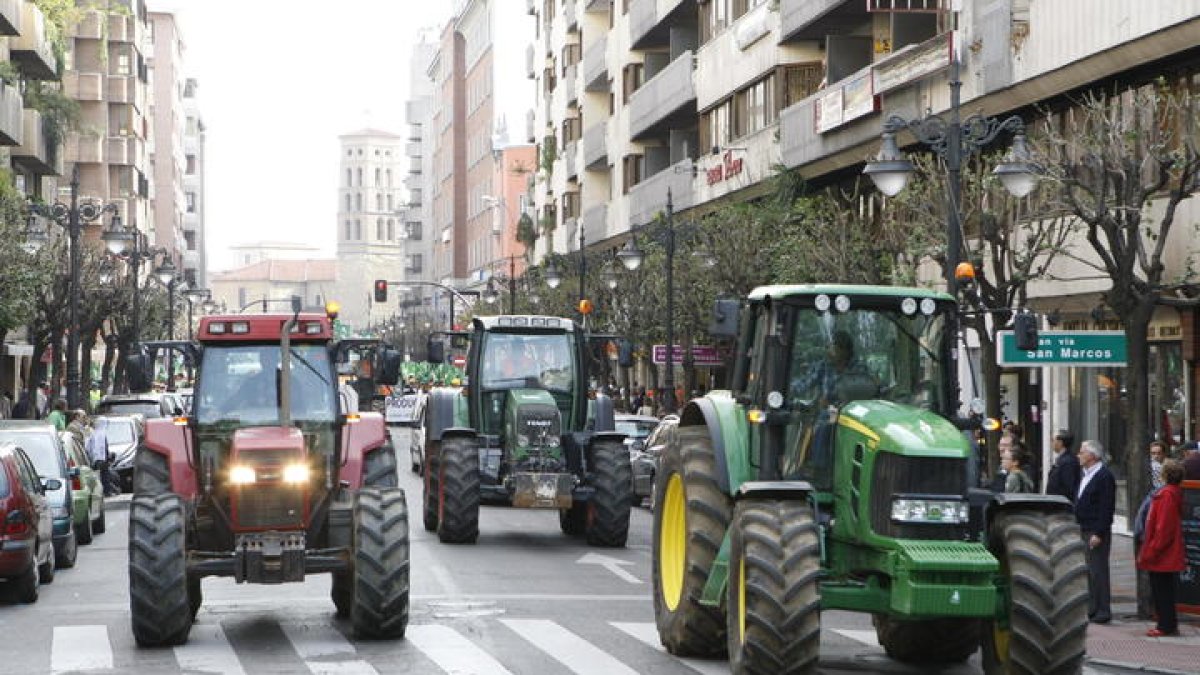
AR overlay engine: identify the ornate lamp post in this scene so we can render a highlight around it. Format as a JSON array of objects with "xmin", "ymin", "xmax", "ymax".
[
  {"xmin": 102, "ymin": 217, "xmax": 168, "ymax": 347},
  {"xmin": 862, "ymin": 57, "xmax": 1036, "ymax": 414},
  {"xmin": 544, "ymin": 223, "xmax": 589, "ymax": 321},
  {"xmin": 482, "ymin": 255, "xmax": 521, "ymax": 314},
  {"xmin": 183, "ymin": 288, "xmax": 211, "ymax": 340},
  {"xmin": 24, "ymin": 165, "xmax": 121, "ymax": 409}
]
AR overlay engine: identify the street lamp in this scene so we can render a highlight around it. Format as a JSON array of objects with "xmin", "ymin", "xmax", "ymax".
[
  {"xmin": 183, "ymin": 288, "xmax": 211, "ymax": 339},
  {"xmin": 618, "ymin": 188, "xmax": 715, "ymax": 415},
  {"xmin": 481, "ymin": 255, "xmax": 521, "ymax": 314},
  {"xmin": 102, "ymin": 216, "xmax": 168, "ymax": 348},
  {"xmin": 543, "ymin": 223, "xmax": 590, "ymax": 321},
  {"xmin": 153, "ymin": 257, "xmax": 182, "ymax": 389},
  {"xmin": 24, "ymin": 165, "xmax": 121, "ymax": 409},
  {"xmin": 862, "ymin": 56, "xmax": 1037, "ymax": 413}
]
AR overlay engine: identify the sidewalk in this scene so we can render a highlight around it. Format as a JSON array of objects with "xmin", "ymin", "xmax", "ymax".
[{"xmin": 1084, "ymin": 532, "xmax": 1200, "ymax": 675}]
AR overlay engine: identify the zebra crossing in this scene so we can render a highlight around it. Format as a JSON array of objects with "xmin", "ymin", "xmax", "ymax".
[{"xmin": 42, "ymin": 616, "xmax": 893, "ymax": 675}]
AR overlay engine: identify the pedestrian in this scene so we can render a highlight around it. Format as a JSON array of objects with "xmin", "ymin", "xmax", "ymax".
[
  {"xmin": 1002, "ymin": 440, "xmax": 1036, "ymax": 493},
  {"xmin": 1136, "ymin": 459, "xmax": 1187, "ymax": 637},
  {"xmin": 46, "ymin": 398, "xmax": 68, "ymax": 431},
  {"xmin": 1148, "ymin": 440, "xmax": 1167, "ymax": 490},
  {"xmin": 1075, "ymin": 439, "xmax": 1117, "ymax": 624},
  {"xmin": 86, "ymin": 418, "xmax": 119, "ymax": 496},
  {"xmin": 1181, "ymin": 441, "xmax": 1200, "ymax": 481},
  {"xmin": 1046, "ymin": 429, "xmax": 1082, "ymax": 503},
  {"xmin": 67, "ymin": 409, "xmax": 89, "ymax": 447},
  {"xmin": 989, "ymin": 431, "xmax": 1016, "ymax": 492}
]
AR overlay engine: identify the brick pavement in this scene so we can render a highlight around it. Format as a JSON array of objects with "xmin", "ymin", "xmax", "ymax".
[{"xmin": 1084, "ymin": 532, "xmax": 1200, "ymax": 675}]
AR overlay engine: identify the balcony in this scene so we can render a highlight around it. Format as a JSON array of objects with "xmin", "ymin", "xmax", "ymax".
[
  {"xmin": 564, "ymin": 141, "xmax": 578, "ymax": 179},
  {"xmin": 584, "ymin": 0, "xmax": 611, "ymax": 12},
  {"xmin": 526, "ymin": 43, "xmax": 537, "ymax": 79},
  {"xmin": 74, "ymin": 9, "xmax": 103, "ymax": 39},
  {"xmin": 564, "ymin": 0, "xmax": 578, "ymax": 31},
  {"xmin": 108, "ymin": 13, "xmax": 136, "ymax": 43},
  {"xmin": 583, "ymin": 34, "xmax": 607, "ymax": 91},
  {"xmin": 563, "ymin": 64, "xmax": 578, "ymax": 105},
  {"xmin": 107, "ymin": 75, "xmax": 139, "ymax": 105},
  {"xmin": 65, "ymin": 134, "xmax": 104, "ymax": 163},
  {"xmin": 629, "ymin": 50, "xmax": 696, "ymax": 141},
  {"xmin": 107, "ymin": 136, "xmax": 143, "ymax": 166},
  {"xmin": 526, "ymin": 109, "xmax": 536, "ymax": 144},
  {"xmin": 779, "ymin": 0, "xmax": 867, "ymax": 41},
  {"xmin": 183, "ymin": 248, "xmax": 200, "ymax": 270},
  {"xmin": 13, "ymin": 108, "xmax": 56, "ymax": 175},
  {"xmin": 405, "ymin": 99, "xmax": 428, "ymax": 124},
  {"xmin": 778, "ymin": 90, "xmax": 879, "ymax": 172},
  {"xmin": 182, "ymin": 211, "xmax": 199, "ymax": 233},
  {"xmin": 11, "ymin": 1, "xmax": 58, "ymax": 80},
  {"xmin": 583, "ymin": 204, "xmax": 607, "ymax": 242},
  {"xmin": 0, "ymin": 82, "xmax": 22, "ymax": 145},
  {"xmin": 64, "ymin": 71, "xmax": 104, "ymax": 101},
  {"xmin": 630, "ymin": 0, "xmax": 689, "ymax": 49},
  {"xmin": 583, "ymin": 120, "xmax": 607, "ymax": 169},
  {"xmin": 405, "ymin": 141, "xmax": 421, "ymax": 158},
  {"xmin": 410, "ymin": 157, "xmax": 422, "ymax": 173},
  {"xmin": 0, "ymin": 0, "xmax": 19, "ymax": 35},
  {"xmin": 629, "ymin": 158, "xmax": 694, "ymax": 227}
]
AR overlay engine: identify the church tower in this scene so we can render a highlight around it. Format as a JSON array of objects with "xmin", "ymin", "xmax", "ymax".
[{"xmin": 336, "ymin": 129, "xmax": 407, "ymax": 330}]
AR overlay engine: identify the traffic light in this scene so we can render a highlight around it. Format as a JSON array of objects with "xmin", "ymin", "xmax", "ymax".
[
  {"xmin": 1014, "ymin": 311, "xmax": 1039, "ymax": 351},
  {"xmin": 373, "ymin": 279, "xmax": 387, "ymax": 303}
]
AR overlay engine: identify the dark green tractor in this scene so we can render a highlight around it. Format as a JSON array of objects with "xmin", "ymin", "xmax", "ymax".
[
  {"xmin": 423, "ymin": 315, "xmax": 631, "ymax": 546},
  {"xmin": 652, "ymin": 284, "xmax": 1088, "ymax": 674}
]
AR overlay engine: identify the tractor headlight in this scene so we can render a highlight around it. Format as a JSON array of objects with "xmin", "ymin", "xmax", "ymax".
[
  {"xmin": 516, "ymin": 434, "xmax": 530, "ymax": 447},
  {"xmin": 891, "ymin": 498, "xmax": 968, "ymax": 524},
  {"xmin": 230, "ymin": 465, "xmax": 257, "ymax": 485},
  {"xmin": 282, "ymin": 464, "xmax": 311, "ymax": 484},
  {"xmin": 547, "ymin": 435, "xmax": 559, "ymax": 448}
]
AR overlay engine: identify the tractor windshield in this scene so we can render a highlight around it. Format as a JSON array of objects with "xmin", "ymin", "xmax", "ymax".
[
  {"xmin": 479, "ymin": 332, "xmax": 575, "ymax": 393},
  {"xmin": 787, "ymin": 306, "xmax": 947, "ymax": 412},
  {"xmin": 194, "ymin": 344, "xmax": 337, "ymax": 426}
]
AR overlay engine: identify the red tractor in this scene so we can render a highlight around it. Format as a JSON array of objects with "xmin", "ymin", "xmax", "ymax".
[{"xmin": 125, "ymin": 305, "xmax": 409, "ymax": 645}]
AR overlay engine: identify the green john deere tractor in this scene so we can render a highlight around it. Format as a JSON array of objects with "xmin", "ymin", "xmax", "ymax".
[
  {"xmin": 652, "ymin": 284, "xmax": 1088, "ymax": 674},
  {"xmin": 423, "ymin": 315, "xmax": 632, "ymax": 546}
]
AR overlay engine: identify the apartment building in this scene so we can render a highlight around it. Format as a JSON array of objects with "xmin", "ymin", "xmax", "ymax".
[
  {"xmin": 335, "ymin": 129, "xmax": 407, "ymax": 329},
  {"xmin": 530, "ymin": 0, "xmax": 1200, "ymax": 476},
  {"xmin": 62, "ymin": 0, "xmax": 152, "ymax": 240},
  {"xmin": 401, "ymin": 32, "xmax": 437, "ymax": 318},
  {"xmin": 181, "ymin": 77, "xmax": 206, "ymax": 288},
  {"xmin": 147, "ymin": 11, "xmax": 190, "ymax": 279}
]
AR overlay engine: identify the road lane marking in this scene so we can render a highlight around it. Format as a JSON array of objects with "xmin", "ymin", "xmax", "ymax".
[
  {"xmin": 281, "ymin": 623, "xmax": 378, "ymax": 675},
  {"xmin": 52, "ymin": 626, "xmax": 112, "ymax": 673},
  {"xmin": 576, "ymin": 553, "xmax": 642, "ymax": 584},
  {"xmin": 833, "ymin": 629, "xmax": 881, "ymax": 647},
  {"xmin": 408, "ymin": 624, "xmax": 516, "ymax": 675},
  {"xmin": 502, "ymin": 619, "xmax": 639, "ymax": 675},
  {"xmin": 611, "ymin": 622, "xmax": 728, "ymax": 675},
  {"xmin": 174, "ymin": 621, "xmax": 246, "ymax": 675}
]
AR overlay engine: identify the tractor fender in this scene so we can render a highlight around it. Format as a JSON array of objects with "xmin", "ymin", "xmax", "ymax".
[
  {"xmin": 338, "ymin": 412, "xmax": 387, "ymax": 489},
  {"xmin": 735, "ymin": 480, "xmax": 815, "ymax": 501},
  {"xmin": 591, "ymin": 394, "xmax": 615, "ymax": 432},
  {"xmin": 970, "ymin": 488, "xmax": 1074, "ymax": 542},
  {"xmin": 142, "ymin": 417, "xmax": 198, "ymax": 498},
  {"xmin": 426, "ymin": 388, "xmax": 466, "ymax": 442},
  {"xmin": 679, "ymin": 397, "xmax": 734, "ymax": 494}
]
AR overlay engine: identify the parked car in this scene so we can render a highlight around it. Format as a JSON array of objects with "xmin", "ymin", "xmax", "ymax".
[
  {"xmin": 631, "ymin": 415, "xmax": 679, "ymax": 509},
  {"xmin": 59, "ymin": 432, "xmax": 105, "ymax": 544},
  {"xmin": 0, "ymin": 422, "xmax": 77, "ymax": 569},
  {"xmin": 95, "ymin": 393, "xmax": 178, "ymax": 419},
  {"xmin": 0, "ymin": 441, "xmax": 58, "ymax": 602},
  {"xmin": 408, "ymin": 392, "xmax": 428, "ymax": 473},
  {"xmin": 93, "ymin": 415, "xmax": 142, "ymax": 494}
]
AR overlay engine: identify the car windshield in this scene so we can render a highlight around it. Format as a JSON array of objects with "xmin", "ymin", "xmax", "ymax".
[
  {"xmin": 0, "ymin": 432, "xmax": 61, "ymax": 478},
  {"xmin": 194, "ymin": 343, "xmax": 336, "ymax": 425},
  {"xmin": 99, "ymin": 401, "xmax": 161, "ymax": 417},
  {"xmin": 479, "ymin": 332, "xmax": 575, "ymax": 393},
  {"xmin": 96, "ymin": 419, "xmax": 136, "ymax": 444},
  {"xmin": 615, "ymin": 420, "xmax": 657, "ymax": 439}
]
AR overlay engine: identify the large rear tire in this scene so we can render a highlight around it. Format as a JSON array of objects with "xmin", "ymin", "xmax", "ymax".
[
  {"xmin": 585, "ymin": 440, "xmax": 632, "ymax": 547},
  {"xmin": 437, "ymin": 437, "xmax": 479, "ymax": 544},
  {"xmin": 652, "ymin": 427, "xmax": 733, "ymax": 657},
  {"xmin": 133, "ymin": 447, "xmax": 170, "ymax": 495},
  {"xmin": 422, "ymin": 441, "xmax": 440, "ymax": 533},
  {"xmin": 981, "ymin": 511, "xmax": 1088, "ymax": 675},
  {"xmin": 350, "ymin": 487, "xmax": 410, "ymax": 639},
  {"xmin": 129, "ymin": 494, "xmax": 192, "ymax": 646},
  {"xmin": 726, "ymin": 499, "xmax": 821, "ymax": 674},
  {"xmin": 874, "ymin": 616, "xmax": 979, "ymax": 663}
]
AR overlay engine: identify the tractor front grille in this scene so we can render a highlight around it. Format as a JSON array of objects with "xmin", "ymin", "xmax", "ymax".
[
  {"xmin": 518, "ymin": 405, "xmax": 561, "ymax": 447},
  {"xmin": 232, "ymin": 484, "xmax": 305, "ymax": 530},
  {"xmin": 869, "ymin": 453, "xmax": 970, "ymax": 541}
]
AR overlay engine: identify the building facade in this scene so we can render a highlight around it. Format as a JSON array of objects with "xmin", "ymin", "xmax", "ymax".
[
  {"xmin": 147, "ymin": 11, "xmax": 188, "ymax": 276},
  {"xmin": 181, "ymin": 77, "xmax": 206, "ymax": 288},
  {"xmin": 209, "ymin": 259, "xmax": 338, "ymax": 317}
]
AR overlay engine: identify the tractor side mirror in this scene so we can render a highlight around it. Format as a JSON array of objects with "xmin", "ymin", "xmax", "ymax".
[
  {"xmin": 709, "ymin": 298, "xmax": 741, "ymax": 338},
  {"xmin": 126, "ymin": 351, "xmax": 153, "ymax": 393},
  {"xmin": 427, "ymin": 339, "xmax": 445, "ymax": 364},
  {"xmin": 376, "ymin": 347, "xmax": 403, "ymax": 385}
]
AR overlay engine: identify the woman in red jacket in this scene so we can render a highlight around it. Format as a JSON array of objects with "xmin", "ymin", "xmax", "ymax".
[{"xmin": 1136, "ymin": 459, "xmax": 1187, "ymax": 637}]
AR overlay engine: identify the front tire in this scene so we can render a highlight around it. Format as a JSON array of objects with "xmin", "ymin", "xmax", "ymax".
[
  {"xmin": 15, "ymin": 561, "xmax": 38, "ymax": 603},
  {"xmin": 437, "ymin": 437, "xmax": 479, "ymax": 544},
  {"xmin": 129, "ymin": 494, "xmax": 192, "ymax": 646},
  {"xmin": 726, "ymin": 499, "xmax": 821, "ymax": 674},
  {"xmin": 422, "ymin": 441, "xmax": 440, "ymax": 533},
  {"xmin": 350, "ymin": 487, "xmax": 410, "ymax": 639},
  {"xmin": 54, "ymin": 528, "xmax": 77, "ymax": 569},
  {"xmin": 652, "ymin": 427, "xmax": 733, "ymax": 657},
  {"xmin": 585, "ymin": 440, "xmax": 632, "ymax": 547},
  {"xmin": 93, "ymin": 498, "xmax": 106, "ymax": 534},
  {"xmin": 981, "ymin": 511, "xmax": 1088, "ymax": 675},
  {"xmin": 133, "ymin": 447, "xmax": 170, "ymax": 495}
]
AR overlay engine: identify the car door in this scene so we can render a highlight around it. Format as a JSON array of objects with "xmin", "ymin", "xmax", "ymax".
[{"xmin": 14, "ymin": 450, "xmax": 52, "ymax": 566}]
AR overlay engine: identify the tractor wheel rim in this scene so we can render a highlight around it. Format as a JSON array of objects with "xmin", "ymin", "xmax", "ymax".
[
  {"xmin": 993, "ymin": 623, "xmax": 1011, "ymax": 664},
  {"xmin": 659, "ymin": 473, "xmax": 685, "ymax": 611}
]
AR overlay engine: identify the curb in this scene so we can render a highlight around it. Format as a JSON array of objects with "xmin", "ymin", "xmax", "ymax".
[{"xmin": 1088, "ymin": 657, "xmax": 1198, "ymax": 675}]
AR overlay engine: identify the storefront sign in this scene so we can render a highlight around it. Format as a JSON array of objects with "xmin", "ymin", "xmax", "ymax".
[
  {"xmin": 652, "ymin": 345, "xmax": 725, "ymax": 367},
  {"xmin": 815, "ymin": 88, "xmax": 843, "ymax": 133},
  {"xmin": 997, "ymin": 330, "xmax": 1127, "ymax": 366},
  {"xmin": 841, "ymin": 70, "xmax": 875, "ymax": 122},
  {"xmin": 705, "ymin": 150, "xmax": 745, "ymax": 186},
  {"xmin": 871, "ymin": 32, "xmax": 953, "ymax": 95}
]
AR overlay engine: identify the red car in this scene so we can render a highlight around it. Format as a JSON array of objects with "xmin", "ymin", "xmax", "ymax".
[{"xmin": 0, "ymin": 441, "xmax": 58, "ymax": 602}]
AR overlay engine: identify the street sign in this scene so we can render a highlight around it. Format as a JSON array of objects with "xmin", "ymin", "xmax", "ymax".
[
  {"xmin": 451, "ymin": 355, "xmax": 467, "ymax": 368},
  {"xmin": 652, "ymin": 345, "xmax": 725, "ymax": 367},
  {"xmin": 997, "ymin": 330, "xmax": 1126, "ymax": 366}
]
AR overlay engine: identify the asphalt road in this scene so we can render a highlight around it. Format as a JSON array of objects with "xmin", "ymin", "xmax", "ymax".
[{"xmin": 0, "ymin": 427, "xmax": 1135, "ymax": 674}]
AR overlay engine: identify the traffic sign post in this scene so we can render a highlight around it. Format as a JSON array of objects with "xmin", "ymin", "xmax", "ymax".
[{"xmin": 997, "ymin": 330, "xmax": 1127, "ymax": 366}]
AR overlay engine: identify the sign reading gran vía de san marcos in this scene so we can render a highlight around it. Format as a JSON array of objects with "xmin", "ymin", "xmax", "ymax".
[{"xmin": 997, "ymin": 330, "xmax": 1128, "ymax": 367}]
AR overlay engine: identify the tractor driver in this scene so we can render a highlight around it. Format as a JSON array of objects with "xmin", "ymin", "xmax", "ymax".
[
  {"xmin": 790, "ymin": 330, "xmax": 879, "ymax": 475},
  {"xmin": 485, "ymin": 337, "xmax": 538, "ymax": 385}
]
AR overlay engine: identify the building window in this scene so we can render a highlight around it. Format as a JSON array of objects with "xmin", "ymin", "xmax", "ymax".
[
  {"xmin": 377, "ymin": 218, "xmax": 384, "ymax": 240},
  {"xmin": 562, "ymin": 192, "xmax": 580, "ymax": 219},
  {"xmin": 355, "ymin": 193, "xmax": 363, "ymax": 212},
  {"xmin": 622, "ymin": 154, "xmax": 642, "ymax": 194},
  {"xmin": 345, "ymin": 194, "xmax": 351, "ymax": 212},
  {"xmin": 387, "ymin": 169, "xmax": 393, "ymax": 187},
  {"xmin": 355, "ymin": 220, "xmax": 362, "ymax": 240},
  {"xmin": 387, "ymin": 194, "xmax": 394, "ymax": 211},
  {"xmin": 387, "ymin": 219, "xmax": 395, "ymax": 241},
  {"xmin": 622, "ymin": 63, "xmax": 643, "ymax": 104},
  {"xmin": 356, "ymin": 167, "xmax": 363, "ymax": 186},
  {"xmin": 345, "ymin": 220, "xmax": 351, "ymax": 240},
  {"xmin": 185, "ymin": 155, "xmax": 196, "ymax": 174},
  {"xmin": 376, "ymin": 194, "xmax": 384, "ymax": 211},
  {"xmin": 346, "ymin": 168, "xmax": 352, "ymax": 185},
  {"xmin": 185, "ymin": 192, "xmax": 196, "ymax": 213},
  {"xmin": 778, "ymin": 62, "xmax": 825, "ymax": 108},
  {"xmin": 407, "ymin": 222, "xmax": 422, "ymax": 241}
]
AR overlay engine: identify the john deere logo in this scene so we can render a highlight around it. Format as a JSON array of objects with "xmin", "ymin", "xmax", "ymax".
[{"xmin": 950, "ymin": 590, "xmax": 961, "ymax": 605}]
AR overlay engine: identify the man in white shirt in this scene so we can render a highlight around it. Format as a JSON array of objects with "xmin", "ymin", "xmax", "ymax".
[{"xmin": 1075, "ymin": 440, "xmax": 1116, "ymax": 623}]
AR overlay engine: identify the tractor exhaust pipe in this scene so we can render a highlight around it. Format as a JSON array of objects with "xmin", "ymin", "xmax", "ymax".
[{"xmin": 279, "ymin": 296, "xmax": 302, "ymax": 428}]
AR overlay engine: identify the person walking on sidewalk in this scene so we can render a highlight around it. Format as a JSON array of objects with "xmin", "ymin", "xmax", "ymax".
[
  {"xmin": 1076, "ymin": 439, "xmax": 1117, "ymax": 624},
  {"xmin": 1046, "ymin": 429, "xmax": 1081, "ymax": 502},
  {"xmin": 1148, "ymin": 440, "xmax": 1167, "ymax": 490},
  {"xmin": 1136, "ymin": 459, "xmax": 1186, "ymax": 637},
  {"xmin": 1002, "ymin": 440, "xmax": 1036, "ymax": 493}
]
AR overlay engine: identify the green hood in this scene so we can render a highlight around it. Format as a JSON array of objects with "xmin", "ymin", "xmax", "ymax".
[{"xmin": 837, "ymin": 400, "xmax": 969, "ymax": 458}]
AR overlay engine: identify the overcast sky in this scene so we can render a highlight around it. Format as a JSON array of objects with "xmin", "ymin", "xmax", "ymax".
[{"xmin": 146, "ymin": 1, "xmax": 455, "ymax": 271}]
